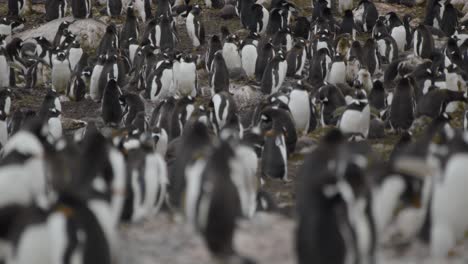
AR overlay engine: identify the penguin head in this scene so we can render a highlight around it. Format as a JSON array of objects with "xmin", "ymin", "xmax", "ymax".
[
  {"xmin": 56, "ymin": 51, "xmax": 67, "ymax": 61},
  {"xmin": 191, "ymin": 4, "xmax": 202, "ymax": 15}
]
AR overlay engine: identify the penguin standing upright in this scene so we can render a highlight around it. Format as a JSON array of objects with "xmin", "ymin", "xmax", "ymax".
[
  {"xmin": 363, "ymin": 38, "xmax": 381, "ymax": 76},
  {"xmin": 326, "ymin": 53, "xmax": 347, "ymax": 84},
  {"xmin": 440, "ymin": 2, "xmax": 459, "ymax": 36},
  {"xmin": 261, "ymin": 117, "xmax": 288, "ymax": 181},
  {"xmin": 338, "ymin": 90, "xmax": 371, "ymax": 140},
  {"xmin": 340, "ymin": 10, "xmax": 358, "ymax": 39},
  {"xmin": 8, "ymin": 0, "xmax": 30, "ymax": 17},
  {"xmin": 90, "ymin": 55, "xmax": 106, "ymax": 102},
  {"xmin": 71, "ymin": 0, "xmax": 91, "ymax": 18},
  {"xmin": 169, "ymin": 96, "xmax": 195, "ymax": 139},
  {"xmin": 375, "ymin": 34, "xmax": 399, "ymax": 64},
  {"xmin": 68, "ymin": 40, "xmax": 84, "ymax": 71},
  {"xmin": 51, "ymin": 50, "xmax": 71, "ymax": 93},
  {"xmin": 288, "ymin": 81, "xmax": 311, "ymax": 136},
  {"xmin": 317, "ymin": 85, "xmax": 347, "ymax": 126},
  {"xmin": 97, "ymin": 24, "xmax": 119, "ymax": 56},
  {"xmin": 120, "ymin": 3, "xmax": 139, "ymax": 51},
  {"xmin": 240, "ymin": 32, "xmax": 260, "ymax": 79},
  {"xmin": 0, "ymin": 45, "xmax": 10, "ymax": 88},
  {"xmin": 255, "ymin": 41, "xmax": 275, "ymax": 82},
  {"xmin": 210, "ymin": 50, "xmax": 230, "ymax": 95},
  {"xmin": 261, "ymin": 50, "xmax": 287, "ymax": 95},
  {"xmin": 67, "ymin": 70, "xmax": 88, "ymax": 101},
  {"xmin": 45, "ymin": 0, "xmax": 68, "ymax": 21},
  {"xmin": 249, "ymin": 4, "xmax": 269, "ymax": 34},
  {"xmin": 209, "ymin": 91, "xmax": 238, "ymax": 134},
  {"xmin": 353, "ymin": 0, "xmax": 378, "ymax": 33},
  {"xmin": 102, "ymin": 79, "xmax": 123, "ymax": 126},
  {"xmin": 173, "ymin": 54, "xmax": 198, "ymax": 97},
  {"xmin": 120, "ymin": 92, "xmax": 146, "ymax": 128},
  {"xmin": 107, "ymin": 0, "xmax": 122, "ymax": 17},
  {"xmin": 308, "ymin": 48, "xmax": 331, "ymax": 87},
  {"xmin": 222, "ymin": 34, "xmax": 242, "ymax": 77},
  {"xmin": 386, "ymin": 12, "xmax": 407, "ymax": 52},
  {"xmin": 205, "ymin": 35, "xmax": 223, "ymax": 73},
  {"xmin": 186, "ymin": 5, "xmax": 205, "ymax": 48},
  {"xmin": 413, "ymin": 24, "xmax": 434, "ymax": 59},
  {"xmin": 286, "ymin": 38, "xmax": 307, "ymax": 78},
  {"xmin": 150, "ymin": 97, "xmax": 176, "ymax": 134},
  {"xmin": 156, "ymin": 14, "xmax": 176, "ymax": 51},
  {"xmin": 390, "ymin": 77, "xmax": 414, "ymax": 132},
  {"xmin": 53, "ymin": 21, "xmax": 71, "ymax": 47},
  {"xmin": 147, "ymin": 59, "xmax": 174, "ymax": 102},
  {"xmin": 134, "ymin": 0, "xmax": 152, "ymax": 22}
]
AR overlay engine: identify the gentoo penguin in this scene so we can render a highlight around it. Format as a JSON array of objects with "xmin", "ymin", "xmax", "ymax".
[
  {"xmin": 150, "ymin": 97, "xmax": 176, "ymax": 134},
  {"xmin": 326, "ymin": 53, "xmax": 347, "ymax": 85},
  {"xmin": 186, "ymin": 5, "xmax": 205, "ymax": 48},
  {"xmin": 102, "ymin": 79, "xmax": 123, "ymax": 126},
  {"xmin": 413, "ymin": 24, "xmax": 434, "ymax": 59},
  {"xmin": 308, "ymin": 48, "xmax": 331, "ymax": 87},
  {"xmin": 353, "ymin": 0, "xmax": 378, "ymax": 32},
  {"xmin": 249, "ymin": 4, "xmax": 269, "ymax": 34},
  {"xmin": 97, "ymin": 24, "xmax": 119, "ymax": 56},
  {"xmin": 430, "ymin": 130, "xmax": 468, "ymax": 257},
  {"xmin": 261, "ymin": 50, "xmax": 288, "ymax": 95},
  {"xmin": 120, "ymin": 92, "xmax": 146, "ymax": 128},
  {"xmin": 0, "ymin": 46, "xmax": 10, "ymax": 89},
  {"xmin": 38, "ymin": 89, "xmax": 62, "ymax": 122},
  {"xmin": 209, "ymin": 91, "xmax": 238, "ymax": 134},
  {"xmin": 259, "ymin": 106, "xmax": 297, "ymax": 155},
  {"xmin": 340, "ymin": 10, "xmax": 359, "ymax": 38},
  {"xmin": 156, "ymin": 14, "xmax": 177, "ymax": 51},
  {"xmin": 386, "ymin": 12, "xmax": 407, "ymax": 52},
  {"xmin": 120, "ymin": 135, "xmax": 168, "ymax": 222},
  {"xmin": 68, "ymin": 40, "xmax": 84, "ymax": 71},
  {"xmin": 44, "ymin": 108, "xmax": 62, "ymax": 141},
  {"xmin": 317, "ymin": 84, "xmax": 347, "ymax": 126},
  {"xmin": 120, "ymin": 4, "xmax": 139, "ymax": 51},
  {"xmin": 149, "ymin": 126, "xmax": 169, "ymax": 156},
  {"xmin": 416, "ymin": 89, "xmax": 466, "ymax": 118},
  {"xmin": 173, "ymin": 53, "xmax": 198, "ymax": 97},
  {"xmin": 309, "ymin": 33, "xmax": 333, "ymax": 58},
  {"xmin": 338, "ymin": 90, "xmax": 370, "ymax": 140},
  {"xmin": 147, "ymin": 59, "xmax": 174, "ymax": 102},
  {"xmin": 155, "ymin": 0, "xmax": 172, "ymax": 17},
  {"xmin": 255, "ymin": 41, "xmax": 275, "ymax": 82},
  {"xmin": 390, "ymin": 77, "xmax": 414, "ymax": 132},
  {"xmin": 238, "ymin": 0, "xmax": 255, "ymax": 29},
  {"xmin": 71, "ymin": 0, "xmax": 91, "ymax": 18},
  {"xmin": 8, "ymin": 0, "xmax": 31, "ymax": 17},
  {"xmin": 369, "ymin": 80, "xmax": 386, "ymax": 114},
  {"xmin": 169, "ymin": 96, "xmax": 195, "ymax": 139},
  {"xmin": 440, "ymin": 2, "xmax": 459, "ymax": 36},
  {"xmin": 376, "ymin": 34, "xmax": 399, "ymax": 64},
  {"xmin": 52, "ymin": 21, "xmax": 71, "ymax": 47},
  {"xmin": 261, "ymin": 119, "xmax": 288, "ymax": 182},
  {"xmin": 222, "ymin": 34, "xmax": 242, "ymax": 77},
  {"xmin": 240, "ymin": 31, "xmax": 260, "ymax": 79},
  {"xmin": 133, "ymin": 0, "xmax": 152, "ymax": 22},
  {"xmin": 205, "ymin": 35, "xmax": 223, "ymax": 73},
  {"xmin": 363, "ymin": 38, "xmax": 381, "ymax": 76},
  {"xmin": 266, "ymin": 8, "xmax": 288, "ymax": 36},
  {"xmin": 286, "ymin": 38, "xmax": 307, "ymax": 78},
  {"xmin": 106, "ymin": 0, "xmax": 122, "ymax": 16},
  {"xmin": 372, "ymin": 17, "xmax": 389, "ymax": 40},
  {"xmin": 45, "ymin": 0, "xmax": 68, "ymax": 21},
  {"xmin": 293, "ymin": 16, "xmax": 311, "ymax": 40},
  {"xmin": 51, "ymin": 50, "xmax": 71, "ymax": 93},
  {"xmin": 90, "ymin": 55, "xmax": 106, "ymax": 102},
  {"xmin": 210, "ymin": 51, "xmax": 230, "ymax": 95},
  {"xmin": 288, "ymin": 81, "xmax": 310, "ymax": 136},
  {"xmin": 67, "ymin": 70, "xmax": 88, "ymax": 102}
]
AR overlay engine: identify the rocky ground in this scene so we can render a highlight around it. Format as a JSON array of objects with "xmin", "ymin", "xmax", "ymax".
[{"xmin": 2, "ymin": 0, "xmax": 468, "ymax": 263}]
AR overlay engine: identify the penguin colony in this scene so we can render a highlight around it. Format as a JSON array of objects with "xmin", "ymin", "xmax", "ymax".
[{"xmin": 0, "ymin": 0, "xmax": 467, "ymax": 262}]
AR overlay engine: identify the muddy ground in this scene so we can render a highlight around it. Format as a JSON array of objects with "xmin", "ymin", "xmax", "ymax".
[{"xmin": 2, "ymin": 0, "xmax": 468, "ymax": 263}]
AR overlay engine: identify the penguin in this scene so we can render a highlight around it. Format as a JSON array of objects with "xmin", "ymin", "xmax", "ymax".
[
  {"xmin": 8, "ymin": 0, "xmax": 30, "ymax": 17},
  {"xmin": 308, "ymin": 48, "xmax": 331, "ymax": 87},
  {"xmin": 45, "ymin": 0, "xmax": 68, "ymax": 21},
  {"xmin": 286, "ymin": 38, "xmax": 307, "ymax": 78},
  {"xmin": 376, "ymin": 34, "xmax": 399, "ymax": 64},
  {"xmin": 309, "ymin": 33, "xmax": 333, "ymax": 59},
  {"xmin": 169, "ymin": 96, "xmax": 195, "ymax": 139},
  {"xmin": 440, "ymin": 2, "xmax": 459, "ymax": 36},
  {"xmin": 67, "ymin": 40, "xmax": 84, "ymax": 72},
  {"xmin": 293, "ymin": 16, "xmax": 311, "ymax": 40},
  {"xmin": 210, "ymin": 51, "xmax": 230, "ymax": 95},
  {"xmin": 317, "ymin": 84, "xmax": 347, "ymax": 126},
  {"xmin": 155, "ymin": 0, "xmax": 172, "ymax": 17},
  {"xmin": 134, "ymin": 0, "xmax": 152, "ymax": 22},
  {"xmin": 209, "ymin": 91, "xmax": 238, "ymax": 134},
  {"xmin": 347, "ymin": 40, "xmax": 364, "ymax": 62},
  {"xmin": 186, "ymin": 5, "xmax": 205, "ymax": 48},
  {"xmin": 255, "ymin": 41, "xmax": 275, "ymax": 82},
  {"xmin": 340, "ymin": 9, "xmax": 359, "ymax": 39},
  {"xmin": 413, "ymin": 24, "xmax": 435, "ymax": 59},
  {"xmin": 273, "ymin": 27, "xmax": 293, "ymax": 52},
  {"xmin": 71, "ymin": 0, "xmax": 92, "ymax": 18},
  {"xmin": 150, "ymin": 97, "xmax": 176, "ymax": 134},
  {"xmin": 338, "ymin": 90, "xmax": 371, "ymax": 140},
  {"xmin": 119, "ymin": 92, "xmax": 146, "ymax": 128},
  {"xmin": 147, "ymin": 59, "xmax": 174, "ymax": 102},
  {"xmin": 386, "ymin": 12, "xmax": 407, "ymax": 53},
  {"xmin": 389, "ymin": 77, "xmax": 415, "ymax": 132},
  {"xmin": 101, "ymin": 78, "xmax": 123, "ymax": 126},
  {"xmin": 403, "ymin": 15, "xmax": 413, "ymax": 51},
  {"xmin": 353, "ymin": 0, "xmax": 378, "ymax": 33},
  {"xmin": 240, "ymin": 31, "xmax": 260, "ymax": 79},
  {"xmin": 0, "ymin": 46, "xmax": 10, "ymax": 89},
  {"xmin": 261, "ymin": 50, "xmax": 288, "ymax": 95},
  {"xmin": 416, "ymin": 89, "xmax": 466, "ymax": 118},
  {"xmin": 222, "ymin": 34, "xmax": 242, "ymax": 77},
  {"xmin": 409, "ymin": 60, "xmax": 434, "ymax": 100},
  {"xmin": 156, "ymin": 14, "xmax": 176, "ymax": 51},
  {"xmin": 173, "ymin": 53, "xmax": 198, "ymax": 97},
  {"xmin": 259, "ymin": 106, "xmax": 297, "ymax": 155},
  {"xmin": 238, "ymin": 0, "xmax": 256, "ymax": 29},
  {"xmin": 249, "ymin": 4, "xmax": 269, "ymax": 34},
  {"xmin": 67, "ymin": 70, "xmax": 88, "ymax": 101},
  {"xmin": 205, "ymin": 35, "xmax": 223, "ymax": 73},
  {"xmin": 51, "ymin": 50, "xmax": 71, "ymax": 94},
  {"xmin": 44, "ymin": 108, "xmax": 62, "ymax": 141},
  {"xmin": 368, "ymin": 80, "xmax": 386, "ymax": 114},
  {"xmin": 53, "ymin": 21, "xmax": 71, "ymax": 48},
  {"xmin": 90, "ymin": 55, "xmax": 106, "ymax": 102},
  {"xmin": 120, "ymin": 3, "xmax": 139, "ymax": 51},
  {"xmin": 120, "ymin": 135, "xmax": 168, "ymax": 222},
  {"xmin": 97, "ymin": 24, "xmax": 119, "ymax": 56},
  {"xmin": 326, "ymin": 53, "xmax": 347, "ymax": 85},
  {"xmin": 372, "ymin": 17, "xmax": 389, "ymax": 40},
  {"xmin": 266, "ymin": 8, "xmax": 288, "ymax": 36},
  {"xmin": 288, "ymin": 81, "xmax": 310, "ymax": 136},
  {"xmin": 363, "ymin": 38, "xmax": 381, "ymax": 76},
  {"xmin": 261, "ymin": 119, "xmax": 288, "ymax": 182},
  {"xmin": 346, "ymin": 56, "xmax": 361, "ymax": 85},
  {"xmin": 107, "ymin": 0, "xmax": 122, "ymax": 16}
]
